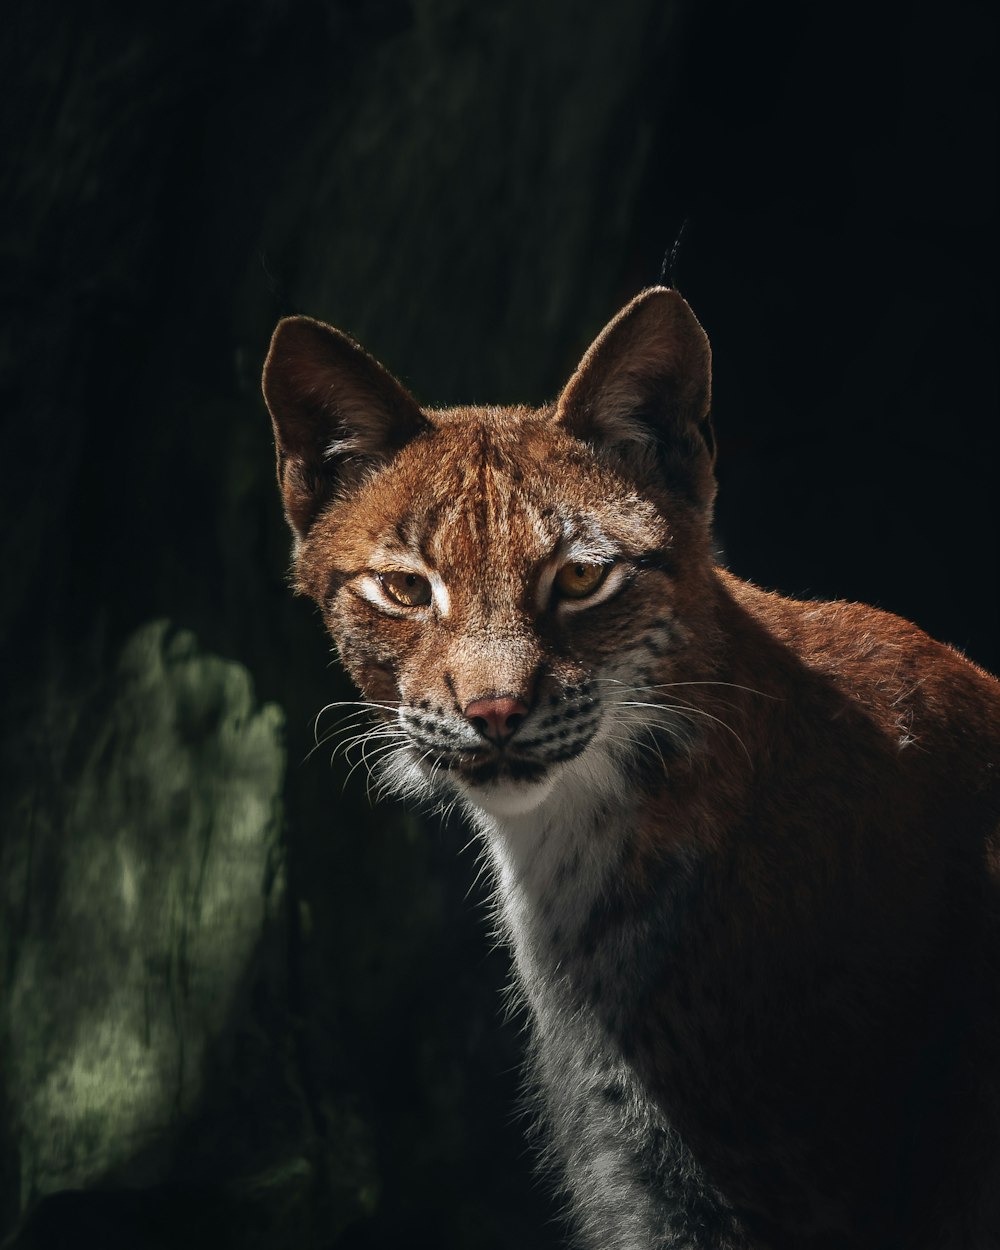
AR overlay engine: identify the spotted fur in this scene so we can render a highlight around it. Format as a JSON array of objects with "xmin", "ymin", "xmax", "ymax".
[{"xmin": 263, "ymin": 289, "xmax": 1000, "ymax": 1249}]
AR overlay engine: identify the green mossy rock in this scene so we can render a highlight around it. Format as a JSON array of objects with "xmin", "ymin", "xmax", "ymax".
[{"xmin": 1, "ymin": 622, "xmax": 285, "ymax": 1215}]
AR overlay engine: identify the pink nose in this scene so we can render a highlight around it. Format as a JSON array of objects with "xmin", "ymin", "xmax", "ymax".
[{"xmin": 464, "ymin": 695, "xmax": 529, "ymax": 745}]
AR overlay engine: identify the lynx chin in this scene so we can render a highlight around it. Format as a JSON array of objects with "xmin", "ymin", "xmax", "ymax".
[{"xmin": 263, "ymin": 287, "xmax": 1000, "ymax": 1250}]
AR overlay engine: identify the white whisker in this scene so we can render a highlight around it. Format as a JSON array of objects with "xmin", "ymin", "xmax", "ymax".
[
  {"xmin": 616, "ymin": 698, "xmax": 752, "ymax": 766},
  {"xmin": 342, "ymin": 737, "xmax": 406, "ymax": 793}
]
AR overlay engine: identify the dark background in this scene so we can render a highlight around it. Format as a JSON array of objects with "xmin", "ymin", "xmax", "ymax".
[{"xmin": 1, "ymin": 1, "xmax": 995, "ymax": 1247}]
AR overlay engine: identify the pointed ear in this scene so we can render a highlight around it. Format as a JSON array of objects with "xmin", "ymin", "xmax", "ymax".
[
  {"xmin": 262, "ymin": 316, "xmax": 428, "ymax": 537},
  {"xmin": 555, "ymin": 287, "xmax": 716, "ymax": 506}
]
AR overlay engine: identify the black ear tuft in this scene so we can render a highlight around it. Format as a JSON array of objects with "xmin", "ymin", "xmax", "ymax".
[
  {"xmin": 555, "ymin": 287, "xmax": 715, "ymax": 508},
  {"xmin": 262, "ymin": 316, "xmax": 427, "ymax": 537}
]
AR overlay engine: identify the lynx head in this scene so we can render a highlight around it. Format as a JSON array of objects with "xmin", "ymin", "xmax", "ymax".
[{"xmin": 263, "ymin": 289, "xmax": 718, "ymax": 819}]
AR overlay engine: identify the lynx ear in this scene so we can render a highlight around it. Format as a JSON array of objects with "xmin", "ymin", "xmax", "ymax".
[
  {"xmin": 555, "ymin": 287, "xmax": 715, "ymax": 505},
  {"xmin": 262, "ymin": 316, "xmax": 428, "ymax": 537}
]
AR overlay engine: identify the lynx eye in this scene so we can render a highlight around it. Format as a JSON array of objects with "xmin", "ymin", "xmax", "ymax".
[
  {"xmin": 379, "ymin": 571, "xmax": 432, "ymax": 608},
  {"xmin": 554, "ymin": 561, "xmax": 611, "ymax": 600}
]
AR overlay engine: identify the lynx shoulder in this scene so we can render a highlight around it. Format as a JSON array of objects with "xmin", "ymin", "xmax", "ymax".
[{"xmin": 263, "ymin": 288, "xmax": 1000, "ymax": 1249}]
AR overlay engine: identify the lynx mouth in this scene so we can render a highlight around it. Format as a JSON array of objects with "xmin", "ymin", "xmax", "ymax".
[
  {"xmin": 457, "ymin": 755, "xmax": 551, "ymax": 787},
  {"xmin": 450, "ymin": 727, "xmax": 598, "ymax": 787},
  {"xmin": 396, "ymin": 697, "xmax": 602, "ymax": 793}
]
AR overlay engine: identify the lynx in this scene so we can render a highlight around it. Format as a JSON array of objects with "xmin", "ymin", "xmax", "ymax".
[{"xmin": 262, "ymin": 288, "xmax": 1000, "ymax": 1249}]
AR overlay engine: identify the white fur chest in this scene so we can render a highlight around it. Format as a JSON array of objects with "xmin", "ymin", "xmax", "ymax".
[{"xmin": 463, "ymin": 740, "xmax": 640, "ymax": 1003}]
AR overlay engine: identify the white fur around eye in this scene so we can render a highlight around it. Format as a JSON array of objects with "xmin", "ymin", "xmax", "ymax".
[
  {"xmin": 536, "ymin": 533, "xmax": 624, "ymax": 613},
  {"xmin": 356, "ymin": 575, "xmax": 415, "ymax": 615},
  {"xmin": 356, "ymin": 554, "xmax": 451, "ymax": 617},
  {"xmin": 428, "ymin": 572, "xmax": 450, "ymax": 616},
  {"xmin": 558, "ymin": 564, "xmax": 628, "ymax": 614},
  {"xmin": 535, "ymin": 562, "xmax": 559, "ymax": 613}
]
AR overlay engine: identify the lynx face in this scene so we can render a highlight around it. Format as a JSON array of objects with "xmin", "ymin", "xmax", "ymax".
[
  {"xmin": 314, "ymin": 417, "xmax": 693, "ymax": 817},
  {"xmin": 263, "ymin": 289, "xmax": 718, "ymax": 819}
]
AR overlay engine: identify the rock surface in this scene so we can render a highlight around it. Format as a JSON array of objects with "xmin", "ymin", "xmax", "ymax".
[{"xmin": 1, "ymin": 624, "xmax": 291, "ymax": 1212}]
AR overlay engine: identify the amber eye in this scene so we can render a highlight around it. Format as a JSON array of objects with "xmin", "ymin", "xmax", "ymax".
[
  {"xmin": 554, "ymin": 561, "xmax": 610, "ymax": 600},
  {"xmin": 379, "ymin": 571, "xmax": 432, "ymax": 607}
]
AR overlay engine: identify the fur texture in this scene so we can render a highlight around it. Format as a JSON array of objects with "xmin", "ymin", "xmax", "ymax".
[{"xmin": 263, "ymin": 288, "xmax": 1000, "ymax": 1249}]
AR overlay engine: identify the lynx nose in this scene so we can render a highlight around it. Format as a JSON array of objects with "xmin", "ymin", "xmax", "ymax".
[{"xmin": 464, "ymin": 695, "xmax": 529, "ymax": 745}]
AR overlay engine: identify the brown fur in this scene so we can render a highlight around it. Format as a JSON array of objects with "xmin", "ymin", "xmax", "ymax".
[{"xmin": 263, "ymin": 289, "xmax": 1000, "ymax": 1248}]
